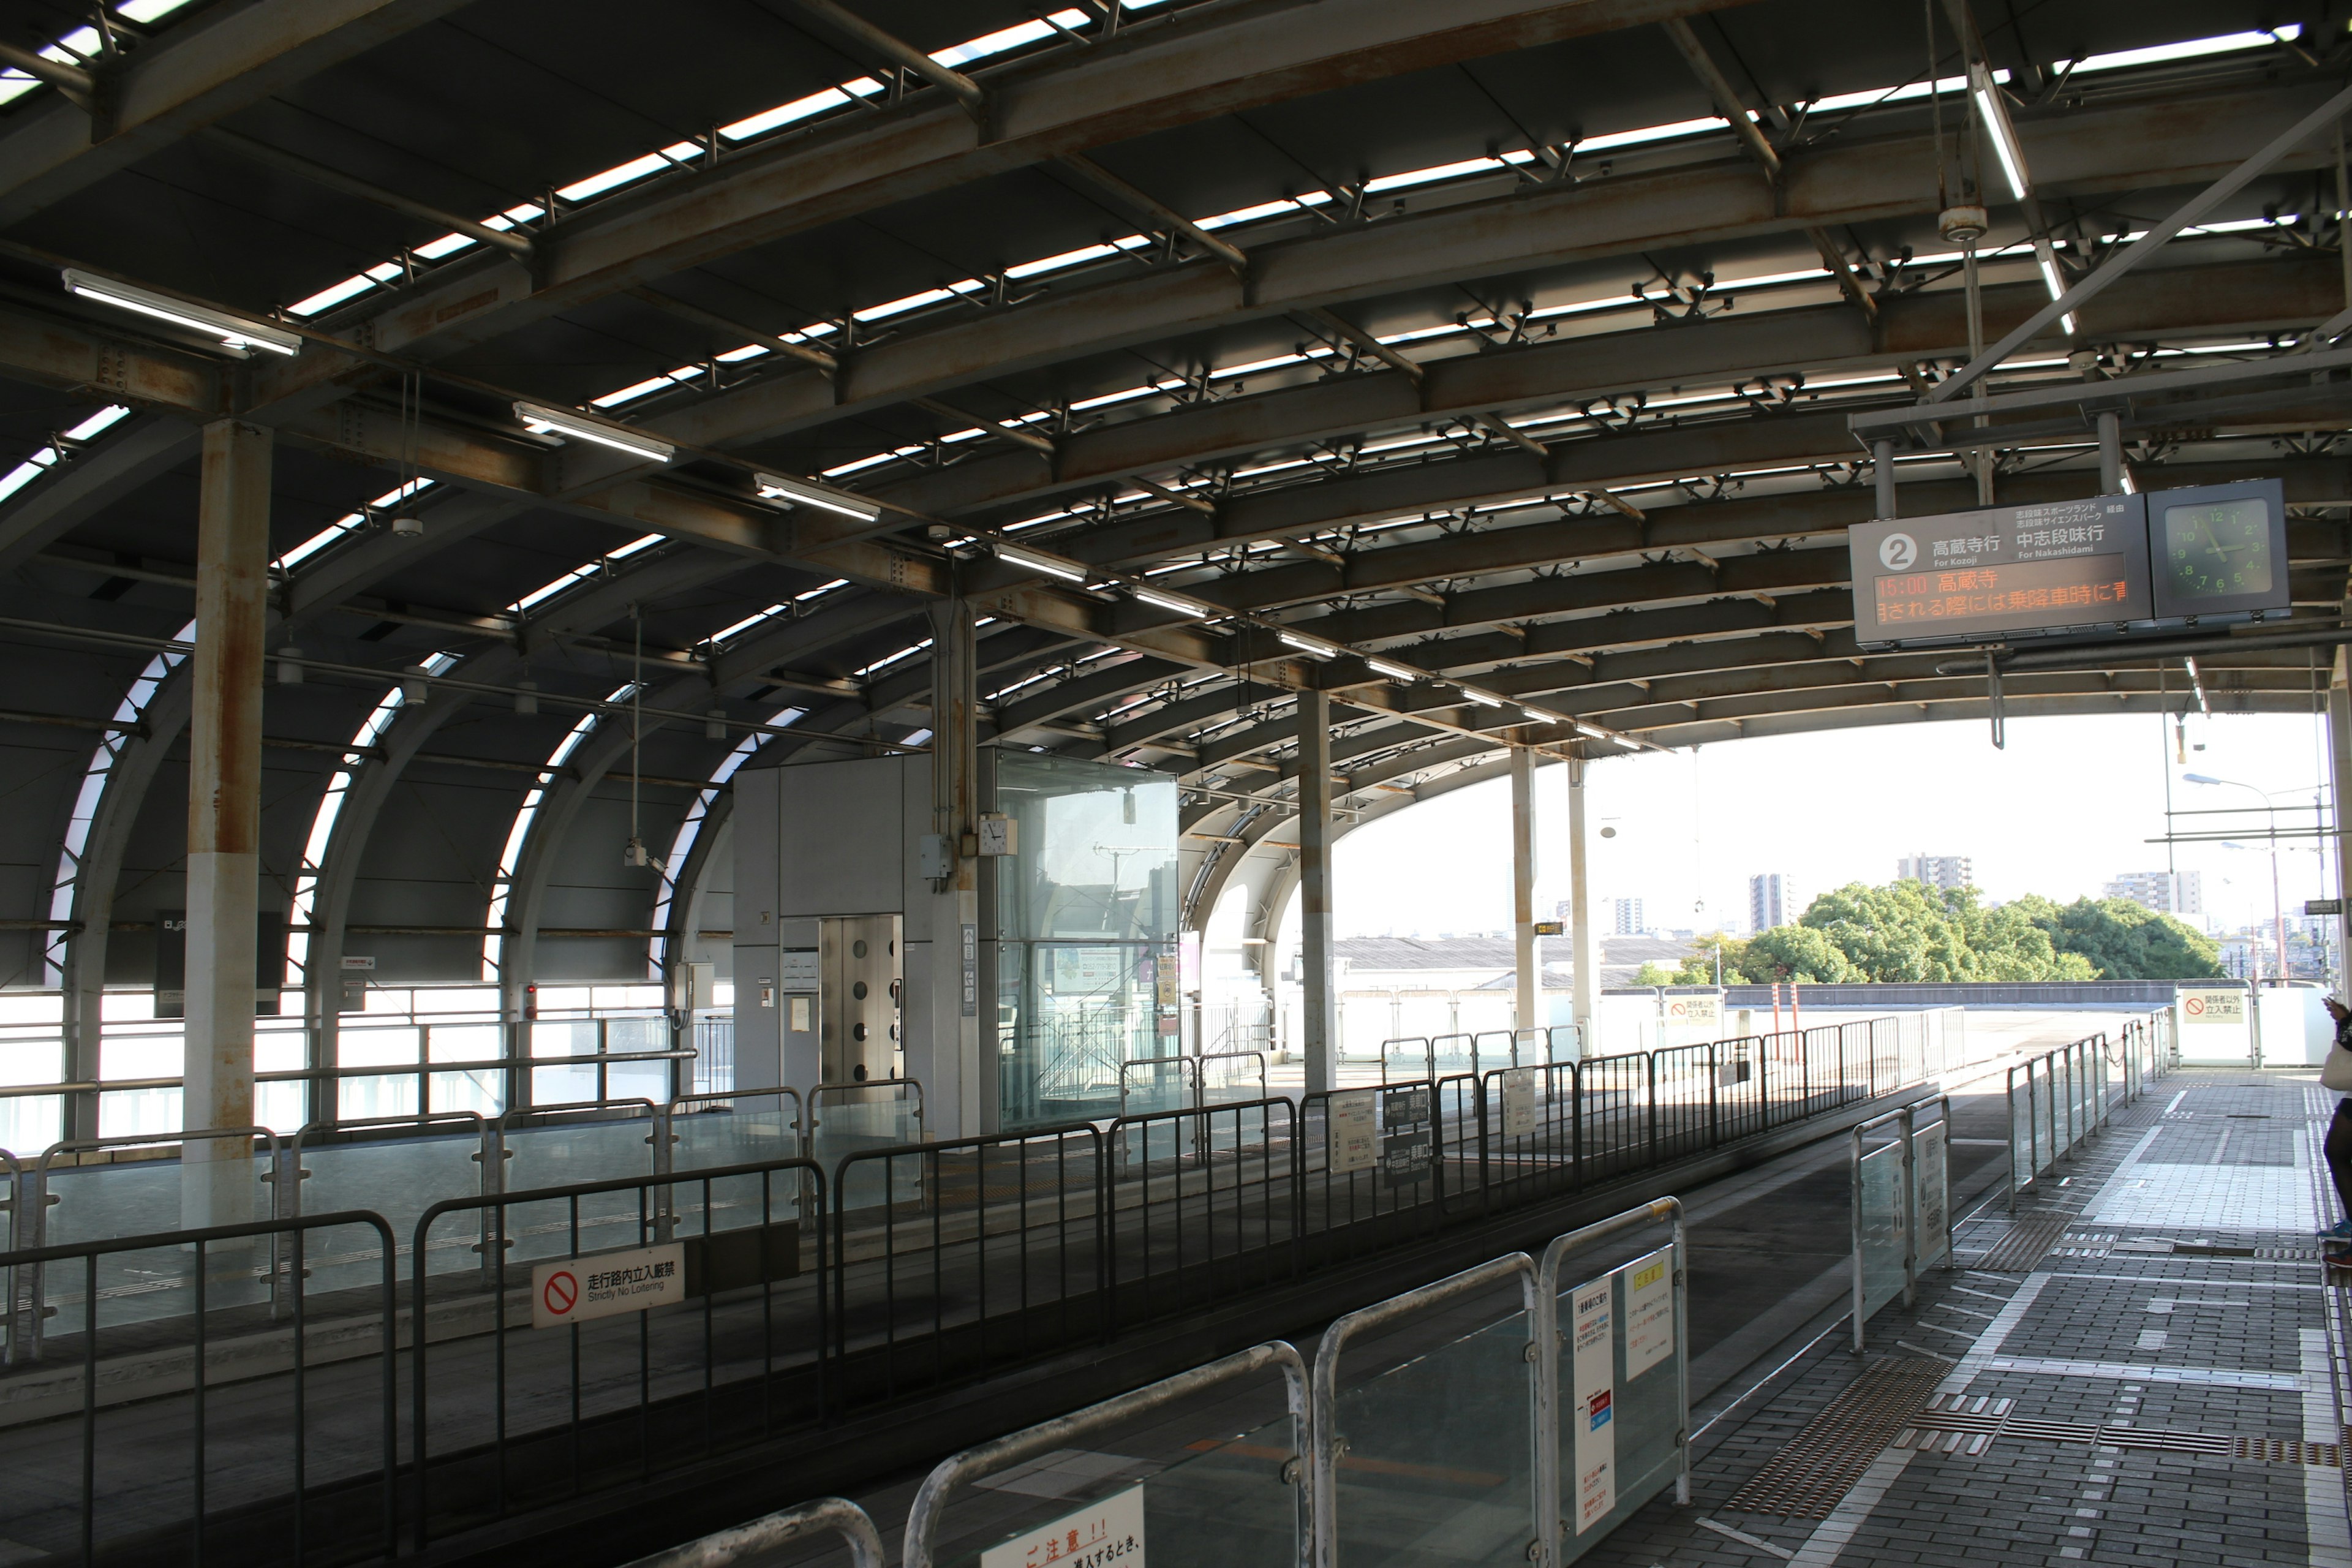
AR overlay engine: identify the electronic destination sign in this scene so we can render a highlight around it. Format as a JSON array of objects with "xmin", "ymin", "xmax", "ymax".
[{"xmin": 1848, "ymin": 478, "xmax": 2288, "ymax": 650}]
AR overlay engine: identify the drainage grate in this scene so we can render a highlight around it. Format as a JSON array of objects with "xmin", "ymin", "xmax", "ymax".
[
  {"xmin": 1722, "ymin": 1358, "xmax": 1948, "ymax": 1518},
  {"xmin": 2237, "ymin": 1437, "xmax": 2343, "ymax": 1466}
]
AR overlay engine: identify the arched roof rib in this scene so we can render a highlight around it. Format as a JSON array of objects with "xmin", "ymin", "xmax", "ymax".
[{"xmin": 3, "ymin": 5, "xmax": 2349, "ymax": 1002}]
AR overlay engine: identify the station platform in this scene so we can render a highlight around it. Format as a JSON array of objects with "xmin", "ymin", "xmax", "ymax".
[
  {"xmin": 672, "ymin": 1058, "xmax": 2348, "ymax": 1568},
  {"xmin": 1583, "ymin": 1068, "xmax": 2352, "ymax": 1568}
]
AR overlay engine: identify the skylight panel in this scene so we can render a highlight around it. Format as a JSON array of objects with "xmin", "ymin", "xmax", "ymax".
[
  {"xmin": 0, "ymin": 404, "xmax": 130, "ymax": 507},
  {"xmin": 593, "ymin": 375, "xmax": 680, "ymax": 409},
  {"xmin": 707, "ymin": 605, "xmax": 788, "ymax": 643},
  {"xmin": 1364, "ymin": 156, "xmax": 1507, "ymax": 194},
  {"xmin": 854, "ymin": 287, "xmax": 959, "ymax": 323},
  {"xmin": 720, "ymin": 78, "xmax": 886, "ymax": 142},
  {"xmin": 2060, "ymin": 26, "xmax": 2298, "ymax": 75},
  {"xmin": 932, "ymin": 15, "xmax": 1068, "ymax": 69},
  {"xmin": 556, "ymin": 151, "xmax": 671, "ymax": 205},
  {"xmin": 1577, "ymin": 116, "xmax": 1730, "ymax": 153},
  {"xmin": 857, "ymin": 638, "xmax": 933, "ymax": 677},
  {"xmin": 289, "ymin": 274, "xmax": 379, "ymax": 317},
  {"xmin": 1810, "ymin": 70, "xmax": 2002, "ymax": 114},
  {"xmin": 1006, "ymin": 243, "xmax": 1130, "ymax": 280},
  {"xmin": 1197, "ymin": 192, "xmax": 1333, "ymax": 229},
  {"xmin": 412, "ymin": 233, "xmax": 475, "ymax": 260}
]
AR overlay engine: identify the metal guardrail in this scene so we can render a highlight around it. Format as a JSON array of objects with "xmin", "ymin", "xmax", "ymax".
[
  {"xmin": 623, "ymin": 1496, "xmax": 887, "ymax": 1568},
  {"xmin": 2002, "ymin": 1014, "xmax": 2170, "ymax": 1213},
  {"xmin": 0, "ymin": 1208, "xmax": 399, "ymax": 1564},
  {"xmin": 0, "ymin": 1017, "xmax": 1927, "ymax": 1562},
  {"xmin": 742, "ymin": 1199, "xmax": 1682, "ymax": 1568}
]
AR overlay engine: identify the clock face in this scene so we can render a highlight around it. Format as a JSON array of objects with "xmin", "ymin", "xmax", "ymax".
[{"xmin": 2162, "ymin": 497, "xmax": 2274, "ymax": 600}]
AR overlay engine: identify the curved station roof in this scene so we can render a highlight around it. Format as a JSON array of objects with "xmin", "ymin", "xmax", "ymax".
[{"xmin": 0, "ymin": 0, "xmax": 2343, "ymax": 987}]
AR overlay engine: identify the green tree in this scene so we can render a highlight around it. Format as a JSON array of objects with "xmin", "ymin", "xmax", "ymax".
[
  {"xmin": 2011, "ymin": 894, "xmax": 2223, "ymax": 979},
  {"xmin": 1635, "ymin": 877, "xmax": 2196, "ymax": 985}
]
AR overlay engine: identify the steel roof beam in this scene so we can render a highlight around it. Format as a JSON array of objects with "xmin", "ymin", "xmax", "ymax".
[
  {"xmin": 634, "ymin": 81, "xmax": 2337, "ymax": 475},
  {"xmin": 0, "ymin": 0, "xmax": 478, "ymax": 226},
  {"xmin": 241, "ymin": 0, "xmax": 1763, "ymax": 380}
]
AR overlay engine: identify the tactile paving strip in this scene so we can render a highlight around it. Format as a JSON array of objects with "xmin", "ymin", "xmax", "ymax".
[
  {"xmin": 1893, "ymin": 1392, "xmax": 2343, "ymax": 1466},
  {"xmin": 1720, "ymin": 1357, "xmax": 1948, "ymax": 1519},
  {"xmin": 1970, "ymin": 1211, "xmax": 2076, "ymax": 1272}
]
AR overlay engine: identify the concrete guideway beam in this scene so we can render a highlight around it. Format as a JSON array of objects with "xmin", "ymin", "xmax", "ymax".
[{"xmin": 0, "ymin": 0, "xmax": 478, "ymax": 226}]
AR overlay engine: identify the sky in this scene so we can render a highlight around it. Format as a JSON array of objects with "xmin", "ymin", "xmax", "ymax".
[{"xmin": 1327, "ymin": 709, "xmax": 2341, "ymax": 941}]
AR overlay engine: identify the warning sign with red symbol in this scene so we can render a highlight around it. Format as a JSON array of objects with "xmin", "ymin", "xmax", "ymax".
[{"xmin": 531, "ymin": 1242, "xmax": 685, "ymax": 1329}]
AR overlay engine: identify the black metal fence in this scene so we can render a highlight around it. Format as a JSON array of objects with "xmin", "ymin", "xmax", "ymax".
[{"xmin": 0, "ymin": 1014, "xmax": 1944, "ymax": 1565}]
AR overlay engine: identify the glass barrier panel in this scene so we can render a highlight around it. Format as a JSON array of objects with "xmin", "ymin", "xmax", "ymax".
[
  {"xmin": 669, "ymin": 1095, "xmax": 801, "ymax": 1231},
  {"xmin": 501, "ymin": 1115, "xmax": 657, "ymax": 1261},
  {"xmin": 1380, "ymin": 1038, "xmax": 1432, "ymax": 1084},
  {"xmin": 1429, "ymin": 1033, "xmax": 1479, "ymax": 1079},
  {"xmin": 813, "ymin": 1089, "xmax": 925, "ymax": 1211},
  {"xmin": 1332, "ymin": 1303, "xmax": 1535, "ymax": 1567},
  {"xmin": 1913, "ymin": 1122, "xmax": 1948, "ymax": 1270},
  {"xmin": 1200, "ymin": 1055, "xmax": 1266, "ymax": 1108},
  {"xmin": 2010, "ymin": 1071, "xmax": 2037, "ymax": 1183},
  {"xmin": 941, "ymin": 1405, "xmax": 1300, "ymax": 1568},
  {"xmin": 300, "ymin": 1127, "xmax": 483, "ymax": 1289},
  {"xmin": 0, "ymin": 1093, "xmax": 62, "ymax": 1159},
  {"xmin": 42, "ymin": 1150, "xmax": 274, "ymax": 1329},
  {"xmin": 1856, "ymin": 1140, "xmax": 1905, "ymax": 1322},
  {"xmin": 1561, "ymin": 1245, "xmax": 1683, "ymax": 1561}
]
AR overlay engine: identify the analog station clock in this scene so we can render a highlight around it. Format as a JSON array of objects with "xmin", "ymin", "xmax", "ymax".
[{"xmin": 2147, "ymin": 478, "xmax": 2289, "ymax": 622}]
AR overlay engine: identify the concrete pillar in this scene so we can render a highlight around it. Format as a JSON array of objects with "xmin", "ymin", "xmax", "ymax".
[
  {"xmin": 1509, "ymin": 745, "xmax": 1537, "ymax": 1034},
  {"xmin": 1567, "ymin": 753, "xmax": 1597, "ymax": 1056},
  {"xmin": 2330, "ymin": 663, "xmax": 2352, "ymax": 983},
  {"xmin": 1297, "ymin": 690, "xmax": 1336, "ymax": 1093},
  {"xmin": 920, "ymin": 597, "xmax": 982, "ymax": 1136},
  {"xmin": 184, "ymin": 421, "xmax": 270, "ymax": 1226}
]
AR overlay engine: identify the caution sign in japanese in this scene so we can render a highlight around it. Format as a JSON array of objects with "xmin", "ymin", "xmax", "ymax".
[
  {"xmin": 1570, "ymin": 1275, "xmax": 1616, "ymax": 1534},
  {"xmin": 1329, "ymin": 1091, "xmax": 1376, "ymax": 1174},
  {"xmin": 2179, "ymin": 988, "xmax": 2245, "ymax": 1024},
  {"xmin": 1501, "ymin": 1068, "xmax": 1537, "ymax": 1137},
  {"xmin": 531, "ymin": 1242, "xmax": 685, "ymax": 1329},
  {"xmin": 1623, "ymin": 1246, "xmax": 1675, "ymax": 1381},
  {"xmin": 980, "ymin": 1482, "xmax": 1145, "ymax": 1568}
]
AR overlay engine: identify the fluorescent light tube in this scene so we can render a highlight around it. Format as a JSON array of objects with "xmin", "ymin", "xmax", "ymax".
[
  {"xmin": 1278, "ymin": 631, "xmax": 1335, "ymax": 658},
  {"xmin": 514, "ymin": 401, "xmax": 675, "ymax": 463},
  {"xmin": 756, "ymin": 470, "xmax": 881, "ymax": 522},
  {"xmin": 1367, "ymin": 658, "xmax": 1419, "ymax": 681},
  {"xmin": 1134, "ymin": 587, "xmax": 1210, "ymax": 617},
  {"xmin": 62, "ymin": 268, "xmax": 303, "ymax": 356},
  {"xmin": 1460, "ymin": 688, "xmax": 1502, "ymax": 707},
  {"xmin": 1972, "ymin": 65, "xmax": 2028, "ymax": 201},
  {"xmin": 2033, "ymin": 241, "xmax": 2078, "ymax": 334},
  {"xmin": 998, "ymin": 546, "xmax": 1088, "ymax": 581}
]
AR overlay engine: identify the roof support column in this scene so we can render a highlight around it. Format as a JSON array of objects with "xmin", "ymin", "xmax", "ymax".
[
  {"xmin": 1566, "ymin": 753, "xmax": 1596, "ymax": 1058},
  {"xmin": 1510, "ymin": 745, "xmax": 1537, "ymax": 1038},
  {"xmin": 2097, "ymin": 411, "xmax": 2124, "ymax": 495},
  {"xmin": 916, "ymin": 595, "xmax": 984, "ymax": 1137},
  {"xmin": 183, "ymin": 421, "xmax": 269, "ymax": 1227},
  {"xmin": 1873, "ymin": 440, "xmax": 1897, "ymax": 521},
  {"xmin": 2330, "ymin": 657, "xmax": 2352, "ymax": 983},
  {"xmin": 1296, "ymin": 692, "xmax": 1336, "ymax": 1094}
]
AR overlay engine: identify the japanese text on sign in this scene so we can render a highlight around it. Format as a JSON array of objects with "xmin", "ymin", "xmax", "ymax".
[
  {"xmin": 2179, "ymin": 989, "xmax": 2245, "ymax": 1024},
  {"xmin": 1572, "ymin": 1275, "xmax": 1616, "ymax": 1533},
  {"xmin": 1329, "ymin": 1091, "xmax": 1376, "ymax": 1174},
  {"xmin": 1501, "ymin": 1068, "xmax": 1536, "ymax": 1138},
  {"xmin": 1874, "ymin": 556, "xmax": 2131, "ymax": 628},
  {"xmin": 1623, "ymin": 1246, "xmax": 1675, "ymax": 1381},
  {"xmin": 979, "ymin": 1483, "xmax": 1145, "ymax": 1568},
  {"xmin": 531, "ymin": 1242, "xmax": 685, "ymax": 1329}
]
